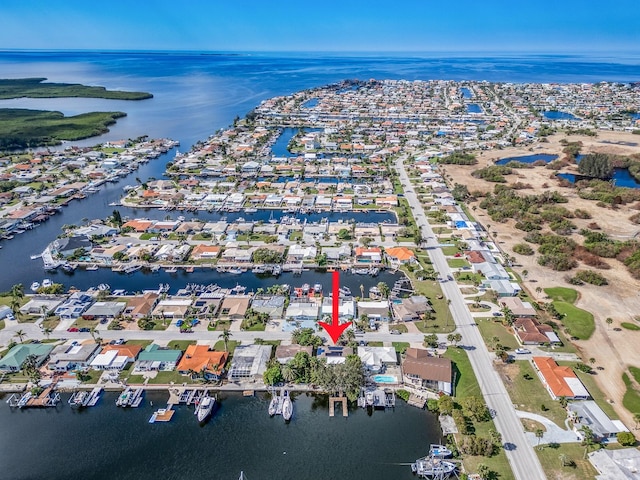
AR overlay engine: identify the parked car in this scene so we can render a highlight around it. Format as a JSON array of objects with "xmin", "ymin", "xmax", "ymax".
[
  {"xmin": 100, "ymin": 318, "xmax": 108, "ymax": 324},
  {"xmin": 67, "ymin": 327, "xmax": 79, "ymax": 332},
  {"xmin": 515, "ymin": 348, "xmax": 531, "ymax": 354},
  {"xmin": 390, "ymin": 329, "xmax": 401, "ymax": 335},
  {"xmin": 6, "ymin": 313, "xmax": 15, "ymax": 321},
  {"xmin": 176, "ymin": 319, "xmax": 184, "ymax": 327},
  {"xmin": 79, "ymin": 327, "xmax": 91, "ymax": 333},
  {"xmin": 492, "ymin": 312, "xmax": 503, "ymax": 317}
]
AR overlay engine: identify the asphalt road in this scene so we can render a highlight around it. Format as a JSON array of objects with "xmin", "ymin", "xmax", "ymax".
[{"xmin": 395, "ymin": 157, "xmax": 546, "ymax": 480}]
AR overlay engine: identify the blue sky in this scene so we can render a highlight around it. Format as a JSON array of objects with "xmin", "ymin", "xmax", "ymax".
[{"xmin": 2, "ymin": 0, "xmax": 639, "ymax": 53}]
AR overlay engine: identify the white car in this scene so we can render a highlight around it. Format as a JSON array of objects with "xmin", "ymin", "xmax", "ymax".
[{"xmin": 515, "ymin": 348, "xmax": 531, "ymax": 354}]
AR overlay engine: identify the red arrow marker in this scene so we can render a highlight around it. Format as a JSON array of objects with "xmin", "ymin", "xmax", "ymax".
[{"xmin": 318, "ymin": 270, "xmax": 352, "ymax": 344}]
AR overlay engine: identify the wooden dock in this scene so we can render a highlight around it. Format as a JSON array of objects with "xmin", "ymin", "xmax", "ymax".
[
  {"xmin": 329, "ymin": 395, "xmax": 348, "ymax": 417},
  {"xmin": 408, "ymin": 393, "xmax": 427, "ymax": 409},
  {"xmin": 149, "ymin": 405, "xmax": 175, "ymax": 423}
]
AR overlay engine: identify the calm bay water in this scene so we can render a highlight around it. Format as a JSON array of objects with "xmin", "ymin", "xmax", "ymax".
[
  {"xmin": 2, "ymin": 51, "xmax": 640, "ymax": 477},
  {"xmin": 0, "ymin": 391, "xmax": 440, "ymax": 480}
]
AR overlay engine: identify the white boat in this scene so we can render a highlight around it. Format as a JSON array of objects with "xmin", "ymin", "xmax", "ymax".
[
  {"xmin": 313, "ymin": 283, "xmax": 322, "ymax": 294},
  {"xmin": 339, "ymin": 286, "xmax": 351, "ymax": 296},
  {"xmin": 116, "ymin": 387, "xmax": 132, "ymax": 407},
  {"xmin": 282, "ymin": 391, "xmax": 293, "ymax": 421},
  {"xmin": 41, "ymin": 278, "xmax": 52, "ymax": 288},
  {"xmin": 85, "ymin": 264, "xmax": 99, "ymax": 271},
  {"xmin": 195, "ymin": 395, "xmax": 215, "ymax": 422},
  {"xmin": 227, "ymin": 267, "xmax": 246, "ymax": 275},
  {"xmin": 230, "ymin": 284, "xmax": 247, "ymax": 294},
  {"xmin": 68, "ymin": 391, "xmax": 89, "ymax": 408},
  {"xmin": 97, "ymin": 283, "xmax": 110, "ymax": 291},
  {"xmin": 30, "ymin": 281, "xmax": 40, "ymax": 292},
  {"xmin": 268, "ymin": 395, "xmax": 278, "ymax": 416},
  {"xmin": 411, "ymin": 456, "xmax": 456, "ymax": 478},
  {"xmin": 429, "ymin": 444, "xmax": 453, "ymax": 458}
]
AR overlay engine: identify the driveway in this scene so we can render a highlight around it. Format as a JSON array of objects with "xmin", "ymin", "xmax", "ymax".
[{"xmin": 515, "ymin": 410, "xmax": 579, "ymax": 446}]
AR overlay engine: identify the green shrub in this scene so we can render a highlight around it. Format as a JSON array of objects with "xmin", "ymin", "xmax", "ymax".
[
  {"xmin": 513, "ymin": 243, "xmax": 535, "ymax": 255},
  {"xmin": 572, "ymin": 270, "xmax": 608, "ymax": 286}
]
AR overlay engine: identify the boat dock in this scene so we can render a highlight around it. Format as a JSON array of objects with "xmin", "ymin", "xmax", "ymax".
[
  {"xmin": 86, "ymin": 387, "xmax": 103, "ymax": 407},
  {"xmin": 329, "ymin": 393, "xmax": 348, "ymax": 417},
  {"xmin": 357, "ymin": 388, "xmax": 396, "ymax": 409},
  {"xmin": 7, "ymin": 388, "xmax": 61, "ymax": 408},
  {"xmin": 169, "ymin": 387, "xmax": 207, "ymax": 406},
  {"xmin": 149, "ymin": 405, "xmax": 175, "ymax": 424}
]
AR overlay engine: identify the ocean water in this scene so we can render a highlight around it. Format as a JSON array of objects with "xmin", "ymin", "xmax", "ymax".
[
  {"xmin": 0, "ymin": 391, "xmax": 441, "ymax": 480},
  {"xmin": 1, "ymin": 51, "xmax": 640, "ymax": 477}
]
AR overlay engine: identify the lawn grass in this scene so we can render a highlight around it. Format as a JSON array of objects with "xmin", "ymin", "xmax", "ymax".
[
  {"xmin": 622, "ymin": 372, "xmax": 640, "ymax": 415},
  {"xmin": 621, "ymin": 322, "xmax": 640, "ymax": 331},
  {"xmin": 554, "ymin": 301, "xmax": 595, "ymax": 340},
  {"xmin": 125, "ymin": 339, "xmax": 153, "ymax": 348},
  {"xmin": 476, "ymin": 319, "xmax": 519, "ymax": 351},
  {"xmin": 40, "ymin": 316, "xmax": 61, "ymax": 331},
  {"xmin": 443, "ymin": 346, "xmax": 481, "ymax": 398},
  {"xmin": 536, "ymin": 443, "xmax": 598, "ymax": 480},
  {"xmin": 392, "ymin": 342, "xmax": 410, "ymax": 354},
  {"xmin": 442, "ymin": 347, "xmax": 514, "ymax": 479},
  {"xmin": 167, "ymin": 340, "xmax": 197, "ymax": 351},
  {"xmin": 496, "ymin": 361, "xmax": 568, "ymax": 427},
  {"xmin": 72, "ymin": 317, "xmax": 103, "ymax": 329},
  {"xmin": 148, "ymin": 370, "xmax": 196, "ymax": 385},
  {"xmin": 213, "ymin": 340, "xmax": 239, "ymax": 355},
  {"xmin": 367, "ymin": 341, "xmax": 384, "ymax": 347},
  {"xmin": 401, "ymin": 266, "xmax": 456, "ymax": 333},
  {"xmin": 0, "ymin": 319, "xmax": 4, "ymax": 330},
  {"xmin": 392, "ymin": 324, "xmax": 408, "ymax": 333},
  {"xmin": 441, "ymin": 246, "xmax": 459, "ymax": 256},
  {"xmin": 544, "ymin": 287, "xmax": 578, "ymax": 304},
  {"xmin": 447, "ymin": 258, "xmax": 470, "ymax": 269}
]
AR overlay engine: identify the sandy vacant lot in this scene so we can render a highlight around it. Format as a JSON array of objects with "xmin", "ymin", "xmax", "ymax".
[{"xmin": 441, "ymin": 131, "xmax": 640, "ymax": 430}]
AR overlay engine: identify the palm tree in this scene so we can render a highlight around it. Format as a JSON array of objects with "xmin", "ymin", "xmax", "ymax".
[
  {"xmin": 535, "ymin": 428, "xmax": 544, "ymax": 449},
  {"xmin": 377, "ymin": 281, "xmax": 390, "ymax": 299},
  {"xmin": 522, "ymin": 269, "xmax": 528, "ymax": 279},
  {"xmin": 281, "ymin": 364, "xmax": 295, "ymax": 384},
  {"xmin": 219, "ymin": 329, "xmax": 232, "ymax": 352},
  {"xmin": 10, "ymin": 283, "xmax": 24, "ymax": 300},
  {"xmin": 359, "ymin": 284, "xmax": 365, "ymax": 299},
  {"xmin": 14, "ymin": 329, "xmax": 27, "ymax": 343},
  {"xmin": 634, "ymin": 413, "xmax": 640, "ymax": 430},
  {"xmin": 42, "ymin": 327, "xmax": 53, "ymax": 340},
  {"xmin": 536, "ymin": 286, "xmax": 543, "ymax": 295},
  {"xmin": 606, "ymin": 317, "xmax": 613, "ymax": 329}
]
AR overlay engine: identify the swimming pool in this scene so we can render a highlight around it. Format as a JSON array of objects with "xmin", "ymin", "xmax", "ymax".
[{"xmin": 373, "ymin": 375, "xmax": 398, "ymax": 384}]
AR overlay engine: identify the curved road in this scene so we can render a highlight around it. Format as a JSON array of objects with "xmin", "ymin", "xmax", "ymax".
[{"xmin": 395, "ymin": 156, "xmax": 546, "ymax": 480}]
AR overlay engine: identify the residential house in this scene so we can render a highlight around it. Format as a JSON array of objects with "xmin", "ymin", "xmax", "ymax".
[
  {"xmin": 392, "ymin": 296, "xmax": 433, "ymax": 322},
  {"xmin": 513, "ymin": 318, "xmax": 561, "ymax": 345},
  {"xmin": 19, "ymin": 296, "xmax": 64, "ymax": 316},
  {"xmin": 90, "ymin": 344, "xmax": 142, "ymax": 371},
  {"xmin": 50, "ymin": 235, "xmax": 92, "ymax": 258},
  {"xmin": 357, "ymin": 300, "xmax": 391, "ymax": 323},
  {"xmin": 0, "ymin": 344, "xmax": 54, "ymax": 372},
  {"xmin": 123, "ymin": 293, "xmax": 159, "ymax": 319},
  {"xmin": 317, "ymin": 345, "xmax": 354, "ymax": 365},
  {"xmin": 385, "ymin": 246, "xmax": 416, "ymax": 267},
  {"xmin": 81, "ymin": 301, "xmax": 126, "ymax": 320},
  {"xmin": 189, "ymin": 244, "xmax": 221, "ymax": 260},
  {"xmin": 176, "ymin": 345, "xmax": 227, "ymax": 381},
  {"xmin": 402, "ymin": 347, "xmax": 453, "ymax": 395},
  {"xmin": 250, "ymin": 296, "xmax": 286, "ymax": 320},
  {"xmin": 532, "ymin": 356, "xmax": 590, "ymax": 400},
  {"xmin": 321, "ymin": 297, "xmax": 356, "ymax": 322},
  {"xmin": 275, "ymin": 344, "xmax": 313, "ymax": 364},
  {"xmin": 48, "ymin": 343, "xmax": 101, "ymax": 372},
  {"xmin": 568, "ymin": 400, "xmax": 629, "ymax": 442},
  {"xmin": 228, "ymin": 344, "xmax": 272, "ymax": 381},
  {"xmin": 219, "ymin": 295, "xmax": 251, "ymax": 320},
  {"xmin": 500, "ymin": 297, "xmax": 537, "ymax": 317},
  {"xmin": 287, "ymin": 245, "xmax": 317, "ymax": 262},
  {"xmin": 354, "ymin": 247, "xmax": 382, "ymax": 264},
  {"xmin": 588, "ymin": 448, "xmax": 640, "ymax": 479},
  {"xmin": 54, "ymin": 292, "xmax": 94, "ymax": 319},
  {"xmin": 151, "ymin": 298, "xmax": 192, "ymax": 320},
  {"xmin": 357, "ymin": 346, "xmax": 397, "ymax": 373}
]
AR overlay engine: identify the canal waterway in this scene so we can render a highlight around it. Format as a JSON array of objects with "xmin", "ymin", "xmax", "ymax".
[{"xmin": 0, "ymin": 391, "xmax": 441, "ymax": 480}]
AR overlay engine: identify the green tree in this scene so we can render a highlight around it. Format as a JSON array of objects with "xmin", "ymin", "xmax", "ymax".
[
  {"xmin": 14, "ymin": 329, "xmax": 26, "ymax": 343},
  {"xmin": 22, "ymin": 354, "xmax": 41, "ymax": 385},
  {"xmin": 535, "ymin": 428, "xmax": 545, "ymax": 449},
  {"xmin": 219, "ymin": 329, "xmax": 232, "ymax": 352},
  {"xmin": 578, "ymin": 153, "xmax": 613, "ymax": 179},
  {"xmin": 377, "ymin": 281, "xmax": 390, "ymax": 299},
  {"xmin": 616, "ymin": 431, "xmax": 636, "ymax": 446},
  {"xmin": 423, "ymin": 334, "xmax": 438, "ymax": 348}
]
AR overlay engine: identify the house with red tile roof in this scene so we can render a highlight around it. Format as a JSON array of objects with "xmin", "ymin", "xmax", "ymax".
[
  {"xmin": 385, "ymin": 247, "xmax": 416, "ymax": 267},
  {"xmin": 532, "ymin": 357, "xmax": 590, "ymax": 400},
  {"xmin": 176, "ymin": 345, "xmax": 228, "ymax": 381}
]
